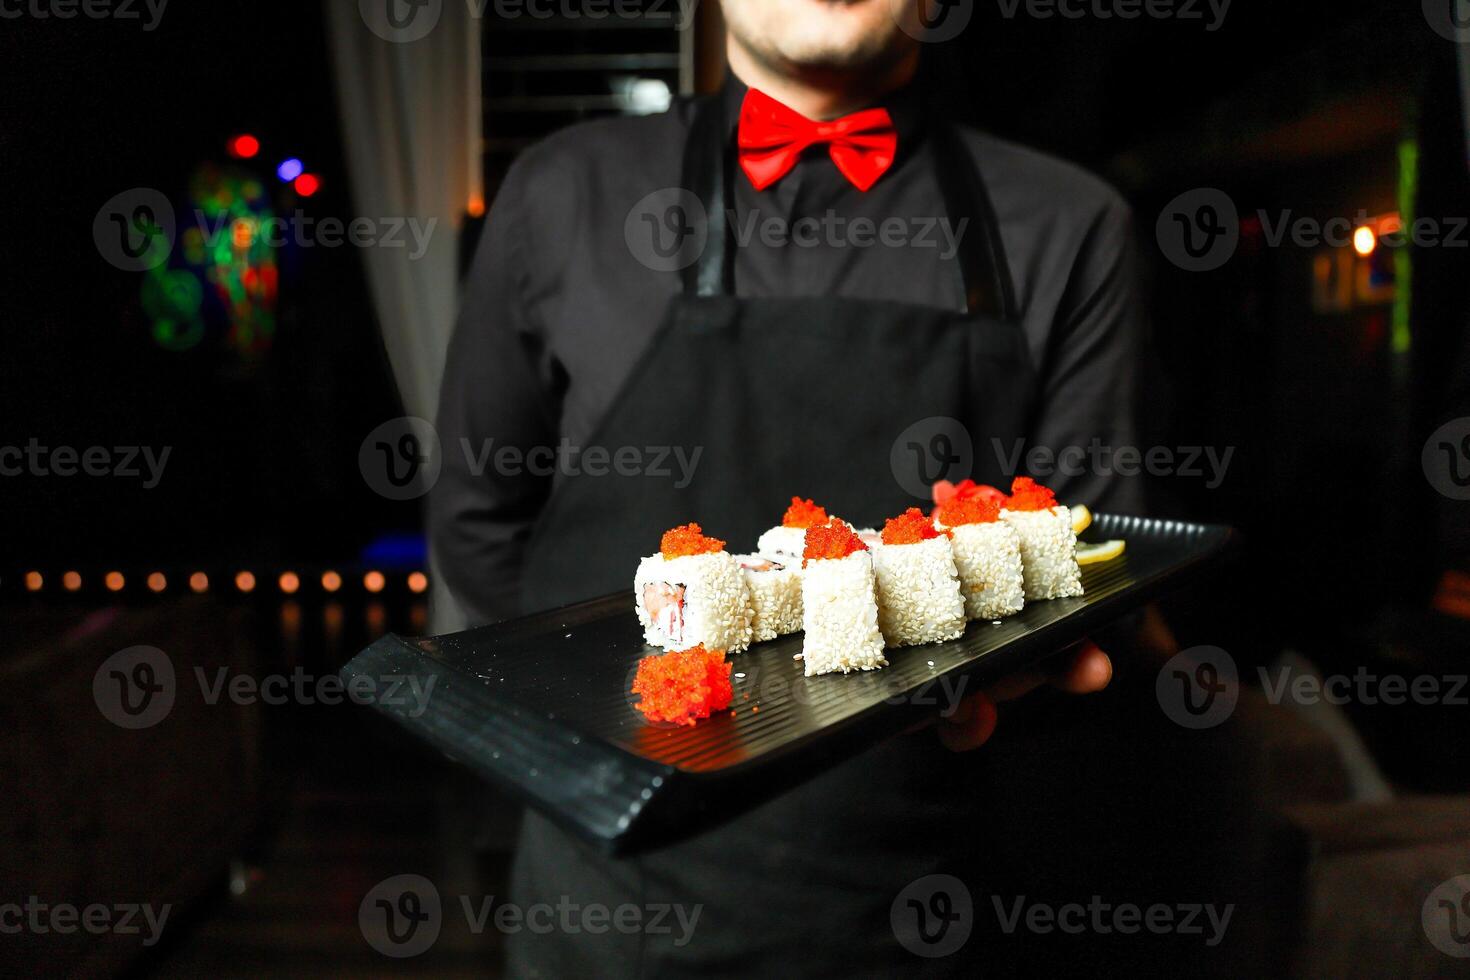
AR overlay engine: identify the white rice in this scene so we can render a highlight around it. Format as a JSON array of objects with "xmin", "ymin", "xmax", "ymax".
[
  {"xmin": 1001, "ymin": 505, "xmax": 1083, "ymax": 601},
  {"xmin": 634, "ymin": 551, "xmax": 754, "ymax": 653},
  {"xmin": 755, "ymin": 525, "xmax": 807, "ymax": 561},
  {"xmin": 942, "ymin": 520, "xmax": 1026, "ymax": 620},
  {"xmin": 870, "ymin": 536, "xmax": 966, "ymax": 647},
  {"xmin": 735, "ymin": 553, "xmax": 803, "ymax": 642},
  {"xmin": 800, "ymin": 550, "xmax": 887, "ymax": 676}
]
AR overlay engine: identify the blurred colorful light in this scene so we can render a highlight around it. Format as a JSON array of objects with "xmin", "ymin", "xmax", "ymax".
[
  {"xmin": 407, "ymin": 571, "xmax": 429, "ymax": 594},
  {"xmin": 63, "ymin": 571, "xmax": 82, "ymax": 591},
  {"xmin": 277, "ymin": 158, "xmax": 304, "ymax": 182},
  {"xmin": 24, "ymin": 571, "xmax": 42, "ymax": 591},
  {"xmin": 322, "ymin": 570, "xmax": 342, "ymax": 593},
  {"xmin": 189, "ymin": 572, "xmax": 209, "ymax": 593},
  {"xmin": 105, "ymin": 571, "xmax": 125, "ymax": 592},
  {"xmin": 230, "ymin": 134, "xmax": 260, "ymax": 159},
  {"xmin": 236, "ymin": 571, "xmax": 257, "ymax": 593},
  {"xmin": 294, "ymin": 173, "xmax": 321, "ymax": 198},
  {"xmin": 279, "ymin": 571, "xmax": 300, "ymax": 594},
  {"xmin": 364, "ymin": 570, "xmax": 386, "ymax": 593},
  {"xmin": 147, "ymin": 572, "xmax": 167, "ymax": 592},
  {"xmin": 1353, "ymin": 226, "xmax": 1377, "ymax": 257}
]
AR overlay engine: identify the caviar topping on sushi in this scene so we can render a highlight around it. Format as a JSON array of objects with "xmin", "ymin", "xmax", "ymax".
[
  {"xmin": 931, "ymin": 478, "xmax": 1005, "ymax": 510},
  {"xmin": 1005, "ymin": 476, "xmax": 1059, "ymax": 512},
  {"xmin": 936, "ymin": 494, "xmax": 1002, "ymax": 527},
  {"xmin": 660, "ymin": 523, "xmax": 727, "ymax": 559},
  {"xmin": 802, "ymin": 518, "xmax": 868, "ymax": 564},
  {"xmin": 880, "ymin": 507, "xmax": 947, "ymax": 545},
  {"xmin": 631, "ymin": 645, "xmax": 734, "ymax": 727},
  {"xmin": 781, "ymin": 497, "xmax": 829, "ymax": 528}
]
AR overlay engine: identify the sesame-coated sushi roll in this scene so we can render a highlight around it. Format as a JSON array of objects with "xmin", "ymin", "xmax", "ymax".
[
  {"xmin": 756, "ymin": 496, "xmax": 831, "ymax": 561},
  {"xmin": 735, "ymin": 553, "xmax": 803, "ymax": 642},
  {"xmin": 635, "ymin": 524, "xmax": 755, "ymax": 654},
  {"xmin": 935, "ymin": 494, "xmax": 1025, "ymax": 620},
  {"xmin": 870, "ymin": 509, "xmax": 966, "ymax": 648},
  {"xmin": 799, "ymin": 519, "xmax": 887, "ymax": 676},
  {"xmin": 1000, "ymin": 477, "xmax": 1083, "ymax": 601}
]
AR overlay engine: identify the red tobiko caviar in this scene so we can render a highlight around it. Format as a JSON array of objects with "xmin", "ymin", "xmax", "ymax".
[
  {"xmin": 1006, "ymin": 476, "xmax": 1059, "ymax": 512},
  {"xmin": 781, "ymin": 496, "xmax": 829, "ymax": 528},
  {"xmin": 937, "ymin": 494, "xmax": 1002, "ymax": 527},
  {"xmin": 802, "ymin": 517, "xmax": 868, "ymax": 564},
  {"xmin": 631, "ymin": 645, "xmax": 733, "ymax": 726},
  {"xmin": 660, "ymin": 523, "xmax": 726, "ymax": 559},
  {"xmin": 881, "ymin": 507, "xmax": 946, "ymax": 545}
]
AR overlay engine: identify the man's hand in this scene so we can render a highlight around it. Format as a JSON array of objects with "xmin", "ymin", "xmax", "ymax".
[{"xmin": 936, "ymin": 640, "xmax": 1112, "ymax": 752}]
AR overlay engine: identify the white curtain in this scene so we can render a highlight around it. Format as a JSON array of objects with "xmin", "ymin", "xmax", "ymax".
[
  {"xmin": 326, "ymin": 3, "xmax": 484, "ymax": 632},
  {"xmin": 324, "ymin": 1, "xmax": 483, "ymax": 421}
]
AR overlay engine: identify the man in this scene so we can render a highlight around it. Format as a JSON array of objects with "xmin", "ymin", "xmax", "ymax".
[{"xmin": 432, "ymin": 0, "xmax": 1138, "ymax": 973}]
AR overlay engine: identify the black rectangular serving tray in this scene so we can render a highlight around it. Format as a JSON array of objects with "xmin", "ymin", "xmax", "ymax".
[{"xmin": 343, "ymin": 513, "xmax": 1235, "ymax": 855}]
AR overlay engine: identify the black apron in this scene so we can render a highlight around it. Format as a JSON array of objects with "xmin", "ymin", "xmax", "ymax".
[{"xmin": 508, "ymin": 97, "xmax": 1038, "ymax": 978}]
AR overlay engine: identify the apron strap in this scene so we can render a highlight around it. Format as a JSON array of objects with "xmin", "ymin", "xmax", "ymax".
[{"xmin": 678, "ymin": 93, "xmax": 1019, "ymax": 321}]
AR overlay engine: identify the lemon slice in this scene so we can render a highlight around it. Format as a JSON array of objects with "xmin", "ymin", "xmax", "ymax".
[
  {"xmin": 1070, "ymin": 504, "xmax": 1093, "ymax": 535},
  {"xmin": 1076, "ymin": 539, "xmax": 1125, "ymax": 565}
]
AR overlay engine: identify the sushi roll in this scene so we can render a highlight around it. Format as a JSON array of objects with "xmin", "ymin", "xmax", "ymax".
[
  {"xmin": 799, "ymin": 518, "xmax": 887, "ymax": 676},
  {"xmin": 935, "ymin": 493, "xmax": 1025, "ymax": 620},
  {"xmin": 1000, "ymin": 477, "xmax": 1084, "ymax": 601},
  {"xmin": 870, "ymin": 508, "xmax": 966, "ymax": 648},
  {"xmin": 757, "ymin": 496, "xmax": 831, "ymax": 561},
  {"xmin": 635, "ymin": 524, "xmax": 755, "ymax": 654},
  {"xmin": 735, "ymin": 553, "xmax": 804, "ymax": 643}
]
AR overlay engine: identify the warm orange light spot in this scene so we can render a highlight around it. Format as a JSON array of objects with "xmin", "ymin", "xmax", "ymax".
[
  {"xmin": 24, "ymin": 571, "xmax": 43, "ymax": 591},
  {"xmin": 62, "ymin": 571, "xmax": 82, "ymax": 591},
  {"xmin": 467, "ymin": 194, "xmax": 486, "ymax": 218},
  {"xmin": 407, "ymin": 571, "xmax": 428, "ymax": 594},
  {"xmin": 321, "ymin": 570, "xmax": 342, "ymax": 592},
  {"xmin": 235, "ymin": 570, "xmax": 256, "ymax": 593},
  {"xmin": 279, "ymin": 571, "xmax": 300, "ymax": 594},
  {"xmin": 1353, "ymin": 226, "xmax": 1377, "ymax": 257},
  {"xmin": 189, "ymin": 572, "xmax": 209, "ymax": 593},
  {"xmin": 231, "ymin": 218, "xmax": 255, "ymax": 249},
  {"xmin": 147, "ymin": 572, "xmax": 167, "ymax": 592},
  {"xmin": 105, "ymin": 571, "xmax": 125, "ymax": 592},
  {"xmin": 363, "ymin": 570, "xmax": 386, "ymax": 593}
]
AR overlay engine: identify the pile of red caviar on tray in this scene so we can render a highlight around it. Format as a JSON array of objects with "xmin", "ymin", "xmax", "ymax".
[
  {"xmin": 880, "ymin": 507, "xmax": 947, "ymax": 544},
  {"xmin": 781, "ymin": 496, "xmax": 829, "ymax": 528},
  {"xmin": 801, "ymin": 517, "xmax": 868, "ymax": 564},
  {"xmin": 1004, "ymin": 476, "xmax": 1059, "ymax": 511},
  {"xmin": 660, "ymin": 522, "xmax": 727, "ymax": 558},
  {"xmin": 631, "ymin": 645, "xmax": 734, "ymax": 726}
]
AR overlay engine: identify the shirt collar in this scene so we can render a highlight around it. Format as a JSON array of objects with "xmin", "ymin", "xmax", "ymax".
[{"xmin": 719, "ymin": 69, "xmax": 928, "ymax": 148}]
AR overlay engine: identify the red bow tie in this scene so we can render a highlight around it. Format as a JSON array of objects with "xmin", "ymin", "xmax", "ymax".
[{"xmin": 737, "ymin": 88, "xmax": 898, "ymax": 193}]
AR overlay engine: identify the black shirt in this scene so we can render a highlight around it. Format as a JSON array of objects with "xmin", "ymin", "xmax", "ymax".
[{"xmin": 432, "ymin": 76, "xmax": 1144, "ymax": 626}]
